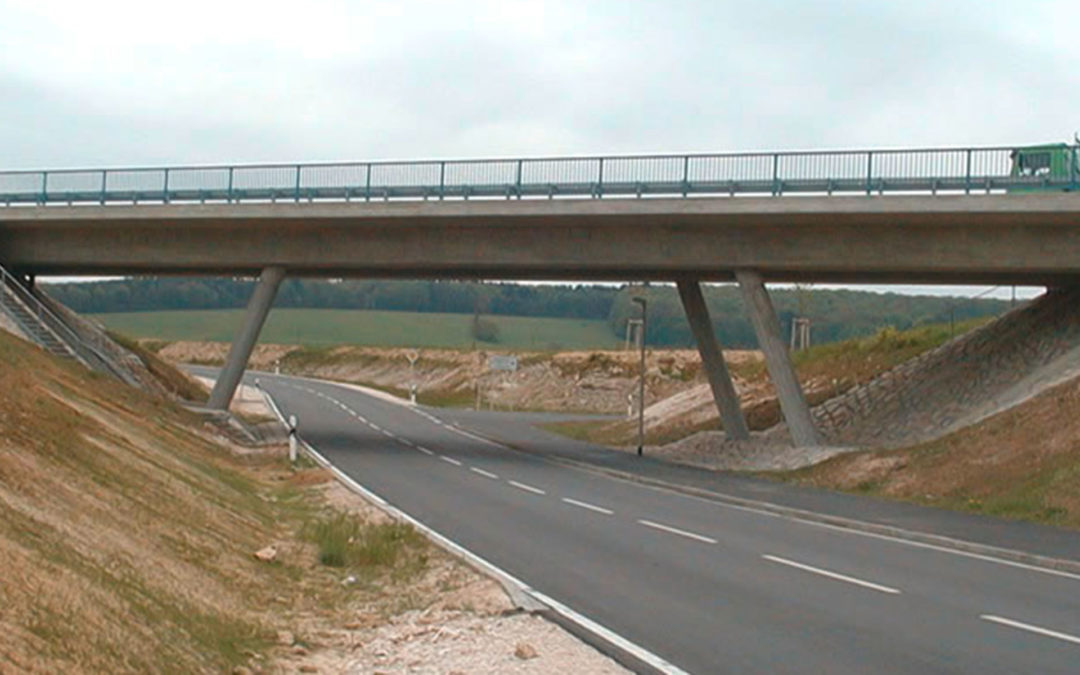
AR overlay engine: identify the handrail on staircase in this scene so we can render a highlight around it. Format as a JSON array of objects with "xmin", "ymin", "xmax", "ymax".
[{"xmin": 0, "ymin": 263, "xmax": 119, "ymax": 374}]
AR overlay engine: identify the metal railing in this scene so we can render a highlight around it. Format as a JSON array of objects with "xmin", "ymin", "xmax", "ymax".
[
  {"xmin": 0, "ymin": 264, "xmax": 132, "ymax": 382},
  {"xmin": 0, "ymin": 144, "xmax": 1077, "ymax": 206}
]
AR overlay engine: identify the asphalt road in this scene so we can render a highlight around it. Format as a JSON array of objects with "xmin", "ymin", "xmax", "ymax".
[{"xmin": 237, "ymin": 371, "xmax": 1080, "ymax": 674}]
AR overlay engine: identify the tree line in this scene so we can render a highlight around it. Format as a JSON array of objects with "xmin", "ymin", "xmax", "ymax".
[{"xmin": 44, "ymin": 277, "xmax": 1013, "ymax": 349}]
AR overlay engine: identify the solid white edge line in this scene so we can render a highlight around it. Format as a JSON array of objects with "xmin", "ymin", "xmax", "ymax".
[
  {"xmin": 562, "ymin": 497, "xmax": 614, "ymax": 515},
  {"xmin": 440, "ymin": 455, "xmax": 463, "ymax": 467},
  {"xmin": 980, "ymin": 615, "xmax": 1080, "ymax": 646},
  {"xmin": 762, "ymin": 554, "xmax": 901, "ymax": 595},
  {"xmin": 509, "ymin": 480, "xmax": 547, "ymax": 495},
  {"xmin": 638, "ymin": 519, "xmax": 718, "ymax": 544},
  {"xmin": 470, "ymin": 467, "xmax": 500, "ymax": 480},
  {"xmin": 256, "ymin": 386, "xmax": 690, "ymax": 675},
  {"xmin": 529, "ymin": 590, "xmax": 693, "ymax": 675}
]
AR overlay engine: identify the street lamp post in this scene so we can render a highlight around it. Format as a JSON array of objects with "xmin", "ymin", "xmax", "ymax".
[{"xmin": 632, "ymin": 297, "xmax": 647, "ymax": 456}]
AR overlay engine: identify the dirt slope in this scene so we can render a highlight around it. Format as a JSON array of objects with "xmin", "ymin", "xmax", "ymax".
[
  {"xmin": 0, "ymin": 331, "xmax": 625, "ymax": 673},
  {"xmin": 780, "ymin": 370, "xmax": 1080, "ymax": 529}
]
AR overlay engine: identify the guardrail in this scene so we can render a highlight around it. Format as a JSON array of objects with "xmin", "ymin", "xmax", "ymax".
[{"xmin": 0, "ymin": 144, "xmax": 1076, "ymax": 206}]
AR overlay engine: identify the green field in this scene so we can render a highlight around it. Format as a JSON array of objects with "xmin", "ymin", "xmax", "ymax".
[{"xmin": 93, "ymin": 308, "xmax": 623, "ymax": 350}]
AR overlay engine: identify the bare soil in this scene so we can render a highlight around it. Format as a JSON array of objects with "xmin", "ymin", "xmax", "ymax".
[{"xmin": 0, "ymin": 330, "xmax": 627, "ymax": 674}]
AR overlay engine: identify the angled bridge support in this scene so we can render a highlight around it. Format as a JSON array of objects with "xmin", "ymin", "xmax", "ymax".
[
  {"xmin": 676, "ymin": 280, "xmax": 750, "ymax": 441},
  {"xmin": 208, "ymin": 266, "xmax": 285, "ymax": 410},
  {"xmin": 736, "ymin": 270, "xmax": 822, "ymax": 447}
]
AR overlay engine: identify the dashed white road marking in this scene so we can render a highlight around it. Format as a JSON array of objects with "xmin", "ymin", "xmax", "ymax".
[
  {"xmin": 980, "ymin": 615, "xmax": 1080, "ymax": 646},
  {"xmin": 470, "ymin": 467, "xmax": 500, "ymax": 480},
  {"xmin": 638, "ymin": 520, "xmax": 718, "ymax": 544},
  {"xmin": 763, "ymin": 555, "xmax": 901, "ymax": 595},
  {"xmin": 562, "ymin": 498, "xmax": 614, "ymax": 515},
  {"xmin": 440, "ymin": 455, "xmax": 463, "ymax": 467},
  {"xmin": 509, "ymin": 481, "xmax": 547, "ymax": 495},
  {"xmin": 417, "ymin": 446, "xmax": 436, "ymax": 456},
  {"xmin": 370, "ymin": 423, "xmax": 382, "ymax": 432}
]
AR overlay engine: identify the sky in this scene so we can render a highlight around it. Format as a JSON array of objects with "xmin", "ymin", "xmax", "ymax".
[{"xmin": 3, "ymin": 0, "xmax": 1077, "ymax": 298}]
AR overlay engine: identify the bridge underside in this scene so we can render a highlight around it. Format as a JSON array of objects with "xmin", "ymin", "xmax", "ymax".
[
  {"xmin": 4, "ymin": 193, "xmax": 1079, "ymax": 443},
  {"xmin": 2, "ymin": 195, "xmax": 1080, "ymax": 284}
]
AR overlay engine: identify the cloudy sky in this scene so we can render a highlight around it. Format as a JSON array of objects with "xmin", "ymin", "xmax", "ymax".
[{"xmin": 3, "ymin": 0, "xmax": 1076, "ymax": 296}]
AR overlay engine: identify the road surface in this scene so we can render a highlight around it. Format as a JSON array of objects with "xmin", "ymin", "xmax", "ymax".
[{"xmin": 235, "ymin": 371, "xmax": 1080, "ymax": 674}]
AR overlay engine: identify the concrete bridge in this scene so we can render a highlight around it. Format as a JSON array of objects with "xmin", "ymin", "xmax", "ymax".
[{"xmin": 2, "ymin": 144, "xmax": 1079, "ymax": 448}]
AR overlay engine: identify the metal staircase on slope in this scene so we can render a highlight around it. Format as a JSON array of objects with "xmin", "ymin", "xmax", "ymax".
[{"xmin": 0, "ymin": 266, "xmax": 84, "ymax": 363}]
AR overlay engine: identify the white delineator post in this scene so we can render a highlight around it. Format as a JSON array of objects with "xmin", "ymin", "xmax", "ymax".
[
  {"xmin": 736, "ymin": 270, "xmax": 822, "ymax": 447},
  {"xmin": 208, "ymin": 266, "xmax": 286, "ymax": 410},
  {"xmin": 288, "ymin": 414, "xmax": 298, "ymax": 463}
]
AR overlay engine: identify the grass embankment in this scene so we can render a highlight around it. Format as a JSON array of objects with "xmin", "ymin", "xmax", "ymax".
[
  {"xmin": 543, "ymin": 318, "xmax": 991, "ymax": 447},
  {"xmin": 93, "ymin": 308, "xmax": 623, "ymax": 351},
  {"xmin": 0, "ymin": 330, "xmax": 441, "ymax": 672},
  {"xmin": 107, "ymin": 330, "xmax": 209, "ymax": 402},
  {"xmin": 777, "ymin": 373, "xmax": 1080, "ymax": 529}
]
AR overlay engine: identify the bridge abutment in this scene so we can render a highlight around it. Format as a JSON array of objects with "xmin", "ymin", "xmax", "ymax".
[
  {"xmin": 736, "ymin": 270, "xmax": 822, "ymax": 447},
  {"xmin": 676, "ymin": 280, "xmax": 749, "ymax": 440},
  {"xmin": 208, "ymin": 266, "xmax": 285, "ymax": 410}
]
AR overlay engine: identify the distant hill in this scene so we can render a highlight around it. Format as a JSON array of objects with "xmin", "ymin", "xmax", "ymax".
[{"xmin": 44, "ymin": 278, "xmax": 1014, "ymax": 349}]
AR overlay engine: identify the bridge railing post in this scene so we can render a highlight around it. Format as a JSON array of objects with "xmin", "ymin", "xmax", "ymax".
[
  {"xmin": 965, "ymin": 149, "xmax": 973, "ymax": 194},
  {"xmin": 438, "ymin": 161, "xmax": 445, "ymax": 200},
  {"xmin": 596, "ymin": 157, "xmax": 604, "ymax": 198},
  {"xmin": 865, "ymin": 151, "xmax": 873, "ymax": 195},
  {"xmin": 294, "ymin": 164, "xmax": 302, "ymax": 202},
  {"xmin": 515, "ymin": 159, "xmax": 523, "ymax": 199},
  {"xmin": 40, "ymin": 171, "xmax": 48, "ymax": 205},
  {"xmin": 227, "ymin": 167, "xmax": 235, "ymax": 202},
  {"xmin": 162, "ymin": 168, "xmax": 170, "ymax": 203},
  {"xmin": 682, "ymin": 155, "xmax": 690, "ymax": 197},
  {"xmin": 771, "ymin": 153, "xmax": 780, "ymax": 195},
  {"xmin": 99, "ymin": 170, "xmax": 107, "ymax": 205}
]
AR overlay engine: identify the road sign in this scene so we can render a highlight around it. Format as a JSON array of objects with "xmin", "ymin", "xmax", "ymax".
[{"xmin": 488, "ymin": 355, "xmax": 518, "ymax": 372}]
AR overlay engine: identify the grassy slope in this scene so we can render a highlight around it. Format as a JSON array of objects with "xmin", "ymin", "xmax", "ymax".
[
  {"xmin": 0, "ymin": 331, "xmax": 437, "ymax": 672},
  {"xmin": 777, "ymin": 373, "xmax": 1080, "ymax": 529},
  {"xmin": 93, "ymin": 308, "xmax": 622, "ymax": 351}
]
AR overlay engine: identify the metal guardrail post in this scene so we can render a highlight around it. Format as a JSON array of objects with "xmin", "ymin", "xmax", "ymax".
[
  {"xmin": 227, "ymin": 167, "xmax": 235, "ymax": 202},
  {"xmin": 596, "ymin": 157, "xmax": 604, "ymax": 198},
  {"xmin": 438, "ymin": 161, "xmax": 445, "ymax": 200},
  {"xmin": 163, "ymin": 168, "xmax": 170, "ymax": 203},
  {"xmin": 515, "ymin": 159, "xmax": 523, "ymax": 199},
  {"xmin": 365, "ymin": 163, "xmax": 372, "ymax": 201},
  {"xmin": 682, "ymin": 155, "xmax": 690, "ymax": 197},
  {"xmin": 865, "ymin": 151, "xmax": 873, "ymax": 195},
  {"xmin": 965, "ymin": 149, "xmax": 973, "ymax": 195},
  {"xmin": 100, "ymin": 170, "xmax": 107, "ymax": 205},
  {"xmin": 771, "ymin": 154, "xmax": 780, "ymax": 195},
  {"xmin": 294, "ymin": 165, "xmax": 302, "ymax": 202},
  {"xmin": 40, "ymin": 171, "xmax": 48, "ymax": 205}
]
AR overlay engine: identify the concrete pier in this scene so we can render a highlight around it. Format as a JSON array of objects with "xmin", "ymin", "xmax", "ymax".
[
  {"xmin": 208, "ymin": 266, "xmax": 285, "ymax": 410},
  {"xmin": 676, "ymin": 280, "xmax": 749, "ymax": 440},
  {"xmin": 736, "ymin": 270, "xmax": 821, "ymax": 447}
]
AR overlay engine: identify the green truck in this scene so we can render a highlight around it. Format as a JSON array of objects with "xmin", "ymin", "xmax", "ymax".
[{"xmin": 1009, "ymin": 139, "xmax": 1079, "ymax": 191}]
